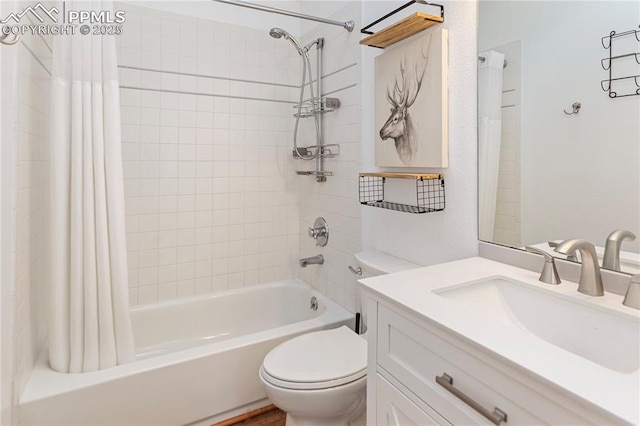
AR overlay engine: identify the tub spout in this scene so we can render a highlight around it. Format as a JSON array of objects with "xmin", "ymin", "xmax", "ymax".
[{"xmin": 300, "ymin": 255, "xmax": 324, "ymax": 267}]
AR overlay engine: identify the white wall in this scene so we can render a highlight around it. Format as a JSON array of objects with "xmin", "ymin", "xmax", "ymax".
[
  {"xmin": 361, "ymin": 0, "xmax": 479, "ymax": 267},
  {"xmin": 479, "ymin": 1, "xmax": 640, "ymax": 251}
]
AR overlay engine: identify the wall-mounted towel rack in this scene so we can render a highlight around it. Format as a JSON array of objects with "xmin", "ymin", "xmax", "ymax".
[
  {"xmin": 360, "ymin": 0, "xmax": 444, "ymax": 49},
  {"xmin": 601, "ymin": 52, "xmax": 640, "ymax": 70},
  {"xmin": 600, "ymin": 26, "xmax": 640, "ymax": 98},
  {"xmin": 601, "ymin": 28, "xmax": 640, "ymax": 49}
]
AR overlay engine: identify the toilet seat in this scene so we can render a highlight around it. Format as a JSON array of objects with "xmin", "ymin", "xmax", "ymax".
[
  {"xmin": 260, "ymin": 366, "xmax": 366, "ymax": 390},
  {"xmin": 261, "ymin": 326, "xmax": 367, "ymax": 390}
]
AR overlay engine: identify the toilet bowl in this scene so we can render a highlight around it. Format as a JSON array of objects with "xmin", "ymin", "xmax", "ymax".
[
  {"xmin": 260, "ymin": 326, "xmax": 367, "ymax": 426},
  {"xmin": 259, "ymin": 251, "xmax": 419, "ymax": 426}
]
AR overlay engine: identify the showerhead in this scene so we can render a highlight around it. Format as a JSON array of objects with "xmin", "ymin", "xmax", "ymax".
[
  {"xmin": 269, "ymin": 27, "xmax": 303, "ymax": 54},
  {"xmin": 269, "ymin": 27, "xmax": 285, "ymax": 39}
]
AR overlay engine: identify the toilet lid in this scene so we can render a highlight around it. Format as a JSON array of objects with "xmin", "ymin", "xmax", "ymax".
[{"xmin": 262, "ymin": 326, "xmax": 367, "ymax": 390}]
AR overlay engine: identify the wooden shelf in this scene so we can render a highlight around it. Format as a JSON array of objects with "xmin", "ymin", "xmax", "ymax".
[
  {"xmin": 359, "ymin": 172, "xmax": 443, "ymax": 180},
  {"xmin": 360, "ymin": 12, "xmax": 444, "ymax": 49}
]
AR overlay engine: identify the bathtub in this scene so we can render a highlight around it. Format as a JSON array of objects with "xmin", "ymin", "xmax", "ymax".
[{"xmin": 18, "ymin": 280, "xmax": 354, "ymax": 425}]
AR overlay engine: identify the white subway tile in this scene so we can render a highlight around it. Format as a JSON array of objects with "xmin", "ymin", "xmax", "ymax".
[{"xmin": 176, "ymin": 280, "xmax": 195, "ymax": 298}]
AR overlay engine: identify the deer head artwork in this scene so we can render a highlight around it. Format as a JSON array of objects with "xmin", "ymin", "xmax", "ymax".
[{"xmin": 379, "ymin": 40, "xmax": 430, "ymax": 165}]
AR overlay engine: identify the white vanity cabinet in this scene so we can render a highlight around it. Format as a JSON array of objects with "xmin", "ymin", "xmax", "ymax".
[{"xmin": 365, "ymin": 297, "xmax": 624, "ymax": 426}]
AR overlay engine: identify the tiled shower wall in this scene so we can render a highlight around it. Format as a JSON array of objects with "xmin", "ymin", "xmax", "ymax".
[
  {"xmin": 297, "ymin": 2, "xmax": 362, "ymax": 312},
  {"xmin": 492, "ymin": 41, "xmax": 522, "ymax": 247},
  {"xmin": 116, "ymin": 3, "xmax": 302, "ymax": 305},
  {"xmin": 12, "ymin": 26, "xmax": 51, "ymax": 401}
]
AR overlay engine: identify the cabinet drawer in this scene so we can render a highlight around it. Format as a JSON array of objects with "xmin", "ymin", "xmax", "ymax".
[
  {"xmin": 376, "ymin": 373, "xmax": 450, "ymax": 426},
  {"xmin": 377, "ymin": 304, "xmax": 589, "ymax": 425}
]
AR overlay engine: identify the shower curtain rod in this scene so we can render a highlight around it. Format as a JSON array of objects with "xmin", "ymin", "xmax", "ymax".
[
  {"xmin": 478, "ymin": 55, "xmax": 509, "ymax": 69},
  {"xmin": 211, "ymin": 0, "xmax": 355, "ymax": 32}
]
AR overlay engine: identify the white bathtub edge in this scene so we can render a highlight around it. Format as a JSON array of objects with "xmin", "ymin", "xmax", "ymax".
[{"xmin": 19, "ymin": 281, "xmax": 354, "ymax": 406}]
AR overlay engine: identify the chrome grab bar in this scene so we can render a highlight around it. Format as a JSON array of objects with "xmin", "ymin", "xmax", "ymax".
[{"xmin": 435, "ymin": 373, "xmax": 507, "ymax": 425}]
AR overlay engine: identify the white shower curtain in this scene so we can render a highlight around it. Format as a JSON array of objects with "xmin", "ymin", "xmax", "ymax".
[
  {"xmin": 49, "ymin": 0, "xmax": 134, "ymax": 373},
  {"xmin": 478, "ymin": 51, "xmax": 505, "ymax": 242}
]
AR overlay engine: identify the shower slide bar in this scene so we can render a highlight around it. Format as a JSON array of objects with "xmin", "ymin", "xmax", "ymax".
[{"xmin": 211, "ymin": 0, "xmax": 355, "ymax": 32}]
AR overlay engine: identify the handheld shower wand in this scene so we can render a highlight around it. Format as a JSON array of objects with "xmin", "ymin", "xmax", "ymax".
[
  {"xmin": 269, "ymin": 27, "xmax": 304, "ymax": 55},
  {"xmin": 269, "ymin": 27, "xmax": 326, "ymax": 181},
  {"xmin": 269, "ymin": 27, "xmax": 323, "ymax": 55}
]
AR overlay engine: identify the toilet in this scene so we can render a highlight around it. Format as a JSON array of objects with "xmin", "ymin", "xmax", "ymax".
[{"xmin": 259, "ymin": 251, "xmax": 419, "ymax": 426}]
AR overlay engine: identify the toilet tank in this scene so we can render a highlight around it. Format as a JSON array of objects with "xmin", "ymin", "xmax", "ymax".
[
  {"xmin": 354, "ymin": 250, "xmax": 420, "ymax": 278},
  {"xmin": 353, "ymin": 251, "xmax": 420, "ymax": 335}
]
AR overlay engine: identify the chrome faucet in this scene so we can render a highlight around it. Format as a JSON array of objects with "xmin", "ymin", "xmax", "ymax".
[
  {"xmin": 547, "ymin": 241, "xmax": 578, "ymax": 262},
  {"xmin": 622, "ymin": 274, "xmax": 640, "ymax": 310},
  {"xmin": 602, "ymin": 230, "xmax": 636, "ymax": 271},
  {"xmin": 525, "ymin": 246, "xmax": 561, "ymax": 285},
  {"xmin": 554, "ymin": 239, "xmax": 604, "ymax": 296},
  {"xmin": 299, "ymin": 254, "xmax": 324, "ymax": 267}
]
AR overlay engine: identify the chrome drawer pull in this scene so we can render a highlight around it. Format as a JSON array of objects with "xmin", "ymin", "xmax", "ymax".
[{"xmin": 436, "ymin": 373, "xmax": 508, "ymax": 425}]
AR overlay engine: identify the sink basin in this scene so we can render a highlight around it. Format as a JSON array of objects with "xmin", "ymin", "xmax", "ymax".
[{"xmin": 435, "ymin": 277, "xmax": 640, "ymax": 374}]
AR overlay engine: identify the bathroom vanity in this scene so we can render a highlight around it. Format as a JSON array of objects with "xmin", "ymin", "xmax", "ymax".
[{"xmin": 359, "ymin": 257, "xmax": 639, "ymax": 425}]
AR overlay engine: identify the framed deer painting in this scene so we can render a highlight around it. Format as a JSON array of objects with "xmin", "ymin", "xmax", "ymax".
[{"xmin": 375, "ymin": 30, "xmax": 448, "ymax": 167}]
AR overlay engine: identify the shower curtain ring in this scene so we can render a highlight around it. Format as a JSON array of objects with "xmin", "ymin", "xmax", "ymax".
[{"xmin": 563, "ymin": 102, "xmax": 581, "ymax": 115}]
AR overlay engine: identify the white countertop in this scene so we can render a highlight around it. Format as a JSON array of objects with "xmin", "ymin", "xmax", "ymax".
[{"xmin": 358, "ymin": 257, "xmax": 640, "ymax": 424}]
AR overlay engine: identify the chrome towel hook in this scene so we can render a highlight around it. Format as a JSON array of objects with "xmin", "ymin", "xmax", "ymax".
[
  {"xmin": 563, "ymin": 102, "xmax": 581, "ymax": 115},
  {"xmin": 0, "ymin": 33, "xmax": 20, "ymax": 45}
]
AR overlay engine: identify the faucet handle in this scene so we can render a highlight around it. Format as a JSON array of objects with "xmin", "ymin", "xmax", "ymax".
[
  {"xmin": 622, "ymin": 274, "xmax": 640, "ymax": 310},
  {"xmin": 307, "ymin": 217, "xmax": 329, "ymax": 247},
  {"xmin": 547, "ymin": 241, "xmax": 578, "ymax": 262},
  {"xmin": 525, "ymin": 246, "xmax": 561, "ymax": 285}
]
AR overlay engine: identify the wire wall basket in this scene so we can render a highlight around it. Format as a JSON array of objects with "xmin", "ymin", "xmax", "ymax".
[{"xmin": 358, "ymin": 173, "xmax": 445, "ymax": 214}]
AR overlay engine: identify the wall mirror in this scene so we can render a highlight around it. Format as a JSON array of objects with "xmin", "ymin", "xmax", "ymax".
[{"xmin": 477, "ymin": 1, "xmax": 640, "ymax": 275}]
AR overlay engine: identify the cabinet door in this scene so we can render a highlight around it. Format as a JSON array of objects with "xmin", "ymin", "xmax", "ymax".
[
  {"xmin": 377, "ymin": 304, "xmax": 603, "ymax": 425},
  {"xmin": 376, "ymin": 374, "xmax": 450, "ymax": 426}
]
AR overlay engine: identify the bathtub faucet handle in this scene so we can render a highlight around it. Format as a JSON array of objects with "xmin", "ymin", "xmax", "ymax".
[
  {"xmin": 308, "ymin": 217, "xmax": 329, "ymax": 247},
  {"xmin": 308, "ymin": 227, "xmax": 325, "ymax": 238}
]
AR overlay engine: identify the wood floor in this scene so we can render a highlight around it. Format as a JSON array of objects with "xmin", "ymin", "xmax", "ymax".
[{"xmin": 213, "ymin": 405, "xmax": 286, "ymax": 426}]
